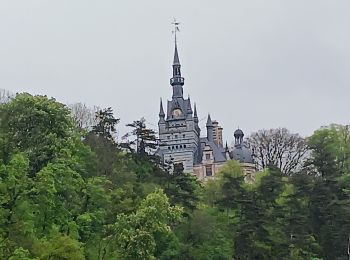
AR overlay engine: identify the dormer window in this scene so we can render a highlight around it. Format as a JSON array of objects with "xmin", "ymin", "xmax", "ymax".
[{"xmin": 206, "ymin": 154, "xmax": 211, "ymax": 160}]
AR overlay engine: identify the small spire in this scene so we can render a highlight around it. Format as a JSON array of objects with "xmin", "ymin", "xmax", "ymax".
[
  {"xmin": 159, "ymin": 98, "xmax": 165, "ymax": 117},
  {"xmin": 206, "ymin": 113, "xmax": 213, "ymax": 127},
  {"xmin": 187, "ymin": 96, "xmax": 193, "ymax": 114},
  {"xmin": 194, "ymin": 103, "xmax": 198, "ymax": 123}
]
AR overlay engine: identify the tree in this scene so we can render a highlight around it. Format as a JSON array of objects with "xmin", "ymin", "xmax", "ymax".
[
  {"xmin": 284, "ymin": 174, "xmax": 321, "ymax": 259},
  {"xmin": 124, "ymin": 118, "xmax": 158, "ymax": 156},
  {"xmin": 32, "ymin": 234, "xmax": 84, "ymax": 260},
  {"xmin": 307, "ymin": 125, "xmax": 350, "ymax": 259},
  {"xmin": 8, "ymin": 247, "xmax": 37, "ymax": 260},
  {"xmin": 307, "ymin": 124, "xmax": 350, "ymax": 177},
  {"xmin": 0, "ymin": 93, "xmax": 76, "ymax": 174},
  {"xmin": 92, "ymin": 107, "xmax": 119, "ymax": 142},
  {"xmin": 246, "ymin": 128, "xmax": 308, "ymax": 175},
  {"xmin": 114, "ymin": 189, "xmax": 182, "ymax": 259},
  {"xmin": 0, "ymin": 89, "xmax": 13, "ymax": 104},
  {"xmin": 164, "ymin": 163, "xmax": 201, "ymax": 216},
  {"xmin": 0, "ymin": 154, "xmax": 35, "ymax": 258},
  {"xmin": 69, "ymin": 102, "xmax": 100, "ymax": 130},
  {"xmin": 32, "ymin": 157, "xmax": 85, "ymax": 236},
  {"xmin": 84, "ymin": 107, "xmax": 120, "ymax": 176}
]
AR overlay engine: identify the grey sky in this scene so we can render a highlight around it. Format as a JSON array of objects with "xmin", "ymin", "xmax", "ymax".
[{"xmin": 1, "ymin": 1, "xmax": 349, "ymax": 143}]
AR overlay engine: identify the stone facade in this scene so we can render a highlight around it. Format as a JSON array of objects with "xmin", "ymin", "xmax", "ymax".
[{"xmin": 157, "ymin": 43, "xmax": 256, "ymax": 180}]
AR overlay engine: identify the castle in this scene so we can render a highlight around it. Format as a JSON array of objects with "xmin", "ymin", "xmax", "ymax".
[{"xmin": 157, "ymin": 40, "xmax": 255, "ymax": 181}]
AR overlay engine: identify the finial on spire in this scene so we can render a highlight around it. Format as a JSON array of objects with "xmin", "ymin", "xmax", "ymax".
[
  {"xmin": 172, "ymin": 19, "xmax": 181, "ymax": 66},
  {"xmin": 172, "ymin": 18, "xmax": 180, "ymax": 45}
]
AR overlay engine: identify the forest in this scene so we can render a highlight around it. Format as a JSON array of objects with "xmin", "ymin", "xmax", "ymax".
[{"xmin": 0, "ymin": 92, "xmax": 349, "ymax": 259}]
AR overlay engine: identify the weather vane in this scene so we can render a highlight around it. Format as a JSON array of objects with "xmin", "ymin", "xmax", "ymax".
[{"xmin": 172, "ymin": 18, "xmax": 180, "ymax": 44}]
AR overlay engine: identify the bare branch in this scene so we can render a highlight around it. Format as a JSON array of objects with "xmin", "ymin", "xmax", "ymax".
[{"xmin": 246, "ymin": 128, "xmax": 309, "ymax": 175}]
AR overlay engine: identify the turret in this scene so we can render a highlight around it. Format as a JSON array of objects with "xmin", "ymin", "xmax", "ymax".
[
  {"xmin": 234, "ymin": 128, "xmax": 244, "ymax": 146},
  {"xmin": 206, "ymin": 114, "xmax": 214, "ymax": 142}
]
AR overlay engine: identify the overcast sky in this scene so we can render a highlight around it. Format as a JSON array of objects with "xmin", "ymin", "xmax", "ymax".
[{"xmin": 1, "ymin": 1, "xmax": 349, "ymax": 143}]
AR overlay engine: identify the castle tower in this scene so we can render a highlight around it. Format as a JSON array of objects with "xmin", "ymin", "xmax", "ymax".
[{"xmin": 158, "ymin": 37, "xmax": 200, "ymax": 172}]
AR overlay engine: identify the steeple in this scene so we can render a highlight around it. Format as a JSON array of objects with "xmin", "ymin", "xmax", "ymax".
[{"xmin": 170, "ymin": 20, "xmax": 184, "ymax": 98}]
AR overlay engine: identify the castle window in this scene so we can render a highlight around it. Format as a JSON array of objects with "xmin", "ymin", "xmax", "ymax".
[
  {"xmin": 176, "ymin": 145, "xmax": 178, "ymax": 149},
  {"xmin": 183, "ymin": 134, "xmax": 185, "ymax": 138},
  {"xmin": 172, "ymin": 146, "xmax": 174, "ymax": 149},
  {"xmin": 184, "ymin": 145, "xmax": 187, "ymax": 148},
  {"xmin": 206, "ymin": 154, "xmax": 211, "ymax": 160},
  {"xmin": 206, "ymin": 165, "xmax": 212, "ymax": 176},
  {"xmin": 168, "ymin": 147, "xmax": 171, "ymax": 150},
  {"xmin": 180, "ymin": 145, "xmax": 183, "ymax": 148},
  {"xmin": 175, "ymin": 135, "xmax": 178, "ymax": 138}
]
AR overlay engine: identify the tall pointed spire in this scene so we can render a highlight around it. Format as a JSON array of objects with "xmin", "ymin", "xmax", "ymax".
[
  {"xmin": 170, "ymin": 19, "xmax": 184, "ymax": 96},
  {"xmin": 170, "ymin": 43, "xmax": 184, "ymax": 88}
]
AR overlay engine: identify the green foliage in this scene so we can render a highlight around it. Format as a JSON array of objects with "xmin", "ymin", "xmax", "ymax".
[
  {"xmin": 307, "ymin": 125, "xmax": 350, "ymax": 259},
  {"xmin": 92, "ymin": 107, "xmax": 120, "ymax": 142},
  {"xmin": 164, "ymin": 163, "xmax": 202, "ymax": 216},
  {"xmin": 0, "ymin": 93, "xmax": 75, "ymax": 174},
  {"xmin": 8, "ymin": 247, "xmax": 37, "ymax": 260},
  {"xmin": 114, "ymin": 189, "xmax": 182, "ymax": 259},
  {"xmin": 33, "ymin": 234, "xmax": 84, "ymax": 260},
  {"xmin": 125, "ymin": 117, "xmax": 158, "ymax": 156}
]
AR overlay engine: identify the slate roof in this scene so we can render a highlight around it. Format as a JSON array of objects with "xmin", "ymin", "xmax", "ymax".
[
  {"xmin": 199, "ymin": 137, "xmax": 227, "ymax": 163},
  {"xmin": 230, "ymin": 145, "xmax": 254, "ymax": 163},
  {"xmin": 166, "ymin": 97, "xmax": 192, "ymax": 120}
]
